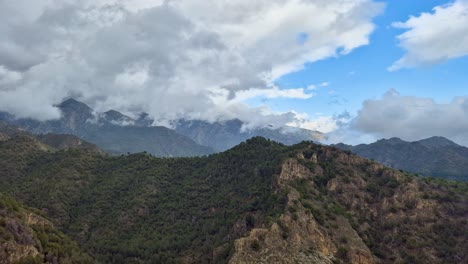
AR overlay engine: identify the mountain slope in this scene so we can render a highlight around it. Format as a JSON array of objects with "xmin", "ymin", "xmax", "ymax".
[
  {"xmin": 36, "ymin": 133, "xmax": 103, "ymax": 153},
  {"xmin": 0, "ymin": 136, "xmax": 466, "ymax": 263},
  {"xmin": 334, "ymin": 137, "xmax": 468, "ymax": 181},
  {"xmin": 80, "ymin": 124, "xmax": 213, "ymax": 156},
  {"xmin": 0, "ymin": 193, "xmax": 92, "ymax": 264},
  {"xmin": 1, "ymin": 120, "xmax": 103, "ymax": 154},
  {"xmin": 0, "ymin": 136, "xmax": 291, "ymax": 263},
  {"xmin": 174, "ymin": 119, "xmax": 323, "ymax": 152},
  {"xmin": 0, "ymin": 121, "xmax": 28, "ymax": 142},
  {"xmin": 0, "ymin": 99, "xmax": 214, "ymax": 157}
]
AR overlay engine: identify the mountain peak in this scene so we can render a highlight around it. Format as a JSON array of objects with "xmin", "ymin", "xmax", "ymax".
[
  {"xmin": 377, "ymin": 137, "xmax": 406, "ymax": 145},
  {"xmin": 58, "ymin": 98, "xmax": 93, "ymax": 113},
  {"xmin": 103, "ymin": 110, "xmax": 131, "ymax": 120},
  {"xmin": 417, "ymin": 136, "xmax": 459, "ymax": 148},
  {"xmin": 102, "ymin": 110, "xmax": 136, "ymax": 126}
]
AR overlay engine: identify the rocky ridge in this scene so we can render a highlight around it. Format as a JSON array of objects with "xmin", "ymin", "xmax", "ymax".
[{"xmin": 230, "ymin": 144, "xmax": 468, "ymax": 264}]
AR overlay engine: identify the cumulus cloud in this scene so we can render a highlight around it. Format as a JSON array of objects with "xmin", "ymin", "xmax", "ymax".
[
  {"xmin": 351, "ymin": 89, "xmax": 468, "ymax": 145},
  {"xmin": 390, "ymin": 0, "xmax": 468, "ymax": 71},
  {"xmin": 0, "ymin": 0, "xmax": 383, "ymax": 128},
  {"xmin": 291, "ymin": 116, "xmax": 338, "ymax": 133}
]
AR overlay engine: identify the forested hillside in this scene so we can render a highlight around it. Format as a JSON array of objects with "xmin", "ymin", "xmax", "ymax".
[{"xmin": 0, "ymin": 136, "xmax": 466, "ymax": 263}]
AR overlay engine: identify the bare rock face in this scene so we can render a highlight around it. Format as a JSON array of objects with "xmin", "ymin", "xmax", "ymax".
[
  {"xmin": 229, "ymin": 216, "xmax": 334, "ymax": 264},
  {"xmin": 0, "ymin": 243, "xmax": 40, "ymax": 264},
  {"xmin": 230, "ymin": 156, "xmax": 374, "ymax": 264},
  {"xmin": 0, "ymin": 216, "xmax": 44, "ymax": 263},
  {"xmin": 0, "ymin": 195, "xmax": 91, "ymax": 264},
  {"xmin": 279, "ymin": 159, "xmax": 316, "ymax": 183}
]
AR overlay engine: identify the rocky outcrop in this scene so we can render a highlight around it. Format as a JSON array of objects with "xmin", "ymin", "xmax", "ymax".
[
  {"xmin": 230, "ymin": 156, "xmax": 375, "ymax": 264},
  {"xmin": 0, "ymin": 243, "xmax": 40, "ymax": 264},
  {"xmin": 229, "ymin": 203, "xmax": 335, "ymax": 263},
  {"xmin": 0, "ymin": 195, "xmax": 92, "ymax": 264},
  {"xmin": 0, "ymin": 210, "xmax": 45, "ymax": 263}
]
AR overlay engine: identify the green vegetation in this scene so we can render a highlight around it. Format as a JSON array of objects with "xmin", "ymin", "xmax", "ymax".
[
  {"xmin": 0, "ymin": 136, "xmax": 293, "ymax": 263},
  {"xmin": 0, "ymin": 135, "xmax": 467, "ymax": 264}
]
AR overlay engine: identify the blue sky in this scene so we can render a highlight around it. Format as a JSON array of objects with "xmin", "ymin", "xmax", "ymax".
[{"xmin": 250, "ymin": 0, "xmax": 468, "ymax": 120}]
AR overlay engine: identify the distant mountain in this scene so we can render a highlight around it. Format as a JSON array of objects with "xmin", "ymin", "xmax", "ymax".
[
  {"xmin": 417, "ymin": 136, "xmax": 460, "ymax": 148},
  {"xmin": 0, "ymin": 99, "xmax": 95, "ymax": 136},
  {"xmin": 0, "ymin": 98, "xmax": 323, "ymax": 156},
  {"xmin": 174, "ymin": 119, "xmax": 324, "ymax": 152},
  {"xmin": 80, "ymin": 124, "xmax": 213, "ymax": 156},
  {"xmin": 0, "ymin": 120, "xmax": 103, "ymax": 154},
  {"xmin": 101, "ymin": 110, "xmax": 137, "ymax": 126},
  {"xmin": 334, "ymin": 136, "xmax": 468, "ymax": 181},
  {"xmin": 0, "ymin": 99, "xmax": 214, "ymax": 157},
  {"xmin": 0, "ymin": 135, "xmax": 466, "ymax": 263}
]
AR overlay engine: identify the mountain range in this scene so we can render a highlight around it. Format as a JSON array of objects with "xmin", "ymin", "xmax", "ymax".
[
  {"xmin": 174, "ymin": 119, "xmax": 324, "ymax": 152},
  {"xmin": 334, "ymin": 137, "xmax": 468, "ymax": 181},
  {"xmin": 1, "ymin": 135, "xmax": 467, "ymax": 263},
  {"xmin": 4, "ymin": 101, "xmax": 468, "ymax": 182},
  {"xmin": 0, "ymin": 120, "xmax": 102, "ymax": 153},
  {"xmin": 0, "ymin": 99, "xmax": 322, "ymax": 156}
]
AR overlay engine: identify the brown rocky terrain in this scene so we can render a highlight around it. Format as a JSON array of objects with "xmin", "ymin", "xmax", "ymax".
[
  {"xmin": 0, "ymin": 194, "xmax": 92, "ymax": 264},
  {"xmin": 230, "ymin": 144, "xmax": 468, "ymax": 264}
]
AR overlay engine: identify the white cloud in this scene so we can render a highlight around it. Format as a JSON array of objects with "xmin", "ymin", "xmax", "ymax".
[
  {"xmin": 352, "ymin": 89, "xmax": 468, "ymax": 145},
  {"xmin": 307, "ymin": 85, "xmax": 318, "ymax": 90},
  {"xmin": 0, "ymin": 0, "xmax": 383, "ymax": 129},
  {"xmin": 290, "ymin": 116, "xmax": 338, "ymax": 133},
  {"xmin": 286, "ymin": 111, "xmax": 351, "ymax": 134},
  {"xmin": 0, "ymin": 66, "xmax": 22, "ymax": 87},
  {"xmin": 389, "ymin": 0, "xmax": 468, "ymax": 71},
  {"xmin": 234, "ymin": 87, "xmax": 314, "ymax": 102},
  {"xmin": 114, "ymin": 63, "xmax": 150, "ymax": 90},
  {"xmin": 307, "ymin": 82, "xmax": 329, "ymax": 91}
]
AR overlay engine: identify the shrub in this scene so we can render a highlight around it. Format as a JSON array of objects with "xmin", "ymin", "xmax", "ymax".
[
  {"xmin": 336, "ymin": 246, "xmax": 349, "ymax": 261},
  {"xmin": 250, "ymin": 240, "xmax": 260, "ymax": 252}
]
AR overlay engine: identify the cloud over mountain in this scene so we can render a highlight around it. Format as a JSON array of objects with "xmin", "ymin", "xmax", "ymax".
[
  {"xmin": 352, "ymin": 89, "xmax": 468, "ymax": 145},
  {"xmin": 0, "ymin": 0, "xmax": 383, "ymax": 128}
]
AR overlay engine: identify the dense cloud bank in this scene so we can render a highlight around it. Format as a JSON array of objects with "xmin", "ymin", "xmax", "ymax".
[{"xmin": 0, "ymin": 0, "xmax": 382, "ymax": 128}]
